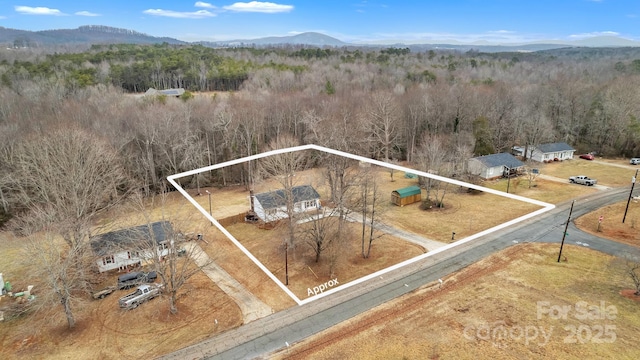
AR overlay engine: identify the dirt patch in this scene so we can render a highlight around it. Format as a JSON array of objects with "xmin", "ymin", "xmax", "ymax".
[
  {"xmin": 619, "ymin": 289, "xmax": 640, "ymax": 302},
  {"xmin": 574, "ymin": 200, "xmax": 640, "ymax": 248}
]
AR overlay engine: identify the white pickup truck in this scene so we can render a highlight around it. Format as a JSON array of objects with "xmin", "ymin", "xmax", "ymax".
[
  {"xmin": 569, "ymin": 175, "xmax": 597, "ymax": 186},
  {"xmin": 118, "ymin": 284, "xmax": 162, "ymax": 309}
]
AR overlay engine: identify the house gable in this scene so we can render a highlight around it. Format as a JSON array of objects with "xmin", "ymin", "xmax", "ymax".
[
  {"xmin": 468, "ymin": 153, "xmax": 524, "ymax": 180},
  {"xmin": 529, "ymin": 142, "xmax": 575, "ymax": 162},
  {"xmin": 91, "ymin": 221, "xmax": 173, "ymax": 272},
  {"xmin": 252, "ymin": 185, "xmax": 321, "ymax": 222}
]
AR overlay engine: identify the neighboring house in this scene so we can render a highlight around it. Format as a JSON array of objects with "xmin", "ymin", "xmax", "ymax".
[
  {"xmin": 251, "ymin": 185, "xmax": 321, "ymax": 222},
  {"xmin": 145, "ymin": 88, "xmax": 185, "ymax": 97},
  {"xmin": 468, "ymin": 153, "xmax": 525, "ymax": 180},
  {"xmin": 391, "ymin": 185, "xmax": 422, "ymax": 206},
  {"xmin": 91, "ymin": 221, "xmax": 173, "ymax": 273},
  {"xmin": 526, "ymin": 142, "xmax": 575, "ymax": 163}
]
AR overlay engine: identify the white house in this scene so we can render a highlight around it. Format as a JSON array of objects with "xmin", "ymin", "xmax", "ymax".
[
  {"xmin": 91, "ymin": 221, "xmax": 173, "ymax": 273},
  {"xmin": 526, "ymin": 142, "xmax": 575, "ymax": 163},
  {"xmin": 251, "ymin": 185, "xmax": 321, "ymax": 222},
  {"xmin": 468, "ymin": 153, "xmax": 525, "ymax": 180}
]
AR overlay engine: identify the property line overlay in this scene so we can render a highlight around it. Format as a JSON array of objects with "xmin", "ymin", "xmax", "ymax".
[{"xmin": 167, "ymin": 144, "xmax": 555, "ymax": 306}]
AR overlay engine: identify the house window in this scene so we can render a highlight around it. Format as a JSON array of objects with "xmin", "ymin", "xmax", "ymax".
[
  {"xmin": 127, "ymin": 251, "xmax": 131, "ymax": 259},
  {"xmin": 304, "ymin": 200, "xmax": 315, "ymax": 208},
  {"xmin": 102, "ymin": 255, "xmax": 114, "ymax": 265}
]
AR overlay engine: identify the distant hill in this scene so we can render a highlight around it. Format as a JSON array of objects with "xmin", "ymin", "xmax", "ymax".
[
  {"xmin": 0, "ymin": 25, "xmax": 185, "ymax": 47},
  {"xmin": 1, "ymin": 25, "xmax": 639, "ymax": 52},
  {"xmin": 199, "ymin": 32, "xmax": 347, "ymax": 47}
]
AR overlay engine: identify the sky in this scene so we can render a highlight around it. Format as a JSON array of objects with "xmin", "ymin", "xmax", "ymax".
[{"xmin": 1, "ymin": 1, "xmax": 639, "ymax": 44}]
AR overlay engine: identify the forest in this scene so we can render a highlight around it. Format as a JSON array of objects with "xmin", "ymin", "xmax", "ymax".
[{"xmin": 1, "ymin": 43, "xmax": 640, "ymax": 222}]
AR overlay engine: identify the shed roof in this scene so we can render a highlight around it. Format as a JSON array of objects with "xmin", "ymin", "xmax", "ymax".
[
  {"xmin": 473, "ymin": 153, "xmax": 525, "ymax": 168},
  {"xmin": 392, "ymin": 185, "xmax": 422, "ymax": 198},
  {"xmin": 254, "ymin": 185, "xmax": 320, "ymax": 210},
  {"xmin": 535, "ymin": 142, "xmax": 574, "ymax": 153},
  {"xmin": 91, "ymin": 221, "xmax": 172, "ymax": 256}
]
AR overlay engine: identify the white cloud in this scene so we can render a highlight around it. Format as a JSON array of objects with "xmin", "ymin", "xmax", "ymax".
[
  {"xmin": 143, "ymin": 9, "xmax": 216, "ymax": 19},
  {"xmin": 223, "ymin": 1, "xmax": 294, "ymax": 13},
  {"xmin": 75, "ymin": 11, "xmax": 100, "ymax": 17},
  {"xmin": 14, "ymin": 6, "xmax": 66, "ymax": 16},
  {"xmin": 568, "ymin": 31, "xmax": 619, "ymax": 39},
  {"xmin": 195, "ymin": 1, "xmax": 216, "ymax": 8}
]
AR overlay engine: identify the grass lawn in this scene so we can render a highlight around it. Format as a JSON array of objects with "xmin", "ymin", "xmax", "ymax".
[
  {"xmin": 539, "ymin": 159, "xmax": 638, "ymax": 187},
  {"xmin": 484, "ymin": 177, "xmax": 598, "ymax": 204},
  {"xmin": 575, "ymin": 200, "xmax": 640, "ymax": 248},
  {"xmin": 270, "ymin": 243, "xmax": 640, "ymax": 360},
  {"xmin": 0, "ymin": 156, "xmax": 634, "ymax": 359}
]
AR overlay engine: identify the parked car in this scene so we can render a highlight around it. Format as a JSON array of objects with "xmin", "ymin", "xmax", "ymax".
[
  {"xmin": 117, "ymin": 271, "xmax": 157, "ymax": 290},
  {"xmin": 118, "ymin": 284, "xmax": 162, "ymax": 309},
  {"xmin": 569, "ymin": 175, "xmax": 597, "ymax": 186},
  {"xmin": 579, "ymin": 154, "xmax": 594, "ymax": 160},
  {"xmin": 631, "ymin": 158, "xmax": 640, "ymax": 165}
]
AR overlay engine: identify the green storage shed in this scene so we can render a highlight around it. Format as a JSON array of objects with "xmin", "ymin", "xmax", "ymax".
[{"xmin": 391, "ymin": 185, "xmax": 422, "ymax": 206}]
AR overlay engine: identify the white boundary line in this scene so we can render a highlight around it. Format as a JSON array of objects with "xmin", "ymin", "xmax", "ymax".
[{"xmin": 167, "ymin": 144, "xmax": 555, "ymax": 306}]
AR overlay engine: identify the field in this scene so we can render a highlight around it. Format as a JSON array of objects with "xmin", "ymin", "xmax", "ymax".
[
  {"xmin": 270, "ymin": 243, "xmax": 640, "ymax": 360},
  {"xmin": 0, "ymin": 158, "xmax": 634, "ymax": 359},
  {"xmin": 538, "ymin": 158, "xmax": 638, "ymax": 187}
]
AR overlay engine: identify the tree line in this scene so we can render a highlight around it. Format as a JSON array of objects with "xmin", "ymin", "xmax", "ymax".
[
  {"xmin": 2, "ymin": 43, "xmax": 640, "ymax": 217},
  {"xmin": 2, "ymin": 42, "xmax": 640, "ymax": 328}
]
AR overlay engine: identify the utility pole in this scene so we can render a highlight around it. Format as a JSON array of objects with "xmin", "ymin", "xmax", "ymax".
[
  {"xmin": 557, "ymin": 200, "xmax": 575, "ymax": 262},
  {"xmin": 505, "ymin": 166, "xmax": 511, "ymax": 194},
  {"xmin": 205, "ymin": 190, "xmax": 212, "ymax": 225},
  {"xmin": 285, "ymin": 242, "xmax": 289, "ymax": 285},
  {"xmin": 623, "ymin": 169, "xmax": 638, "ymax": 224}
]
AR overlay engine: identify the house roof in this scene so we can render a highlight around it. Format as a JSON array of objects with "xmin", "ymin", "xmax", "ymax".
[
  {"xmin": 91, "ymin": 221, "xmax": 172, "ymax": 256},
  {"xmin": 145, "ymin": 88, "xmax": 185, "ymax": 96},
  {"xmin": 254, "ymin": 185, "xmax": 320, "ymax": 210},
  {"xmin": 472, "ymin": 153, "xmax": 525, "ymax": 169},
  {"xmin": 392, "ymin": 185, "xmax": 421, "ymax": 198},
  {"xmin": 535, "ymin": 142, "xmax": 574, "ymax": 153}
]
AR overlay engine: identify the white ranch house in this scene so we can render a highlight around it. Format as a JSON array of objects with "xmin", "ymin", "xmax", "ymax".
[
  {"xmin": 468, "ymin": 153, "xmax": 525, "ymax": 180},
  {"xmin": 526, "ymin": 142, "xmax": 575, "ymax": 163},
  {"xmin": 251, "ymin": 185, "xmax": 321, "ymax": 223},
  {"xmin": 90, "ymin": 221, "xmax": 173, "ymax": 273}
]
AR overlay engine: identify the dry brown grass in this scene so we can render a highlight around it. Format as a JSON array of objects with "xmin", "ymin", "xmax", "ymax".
[
  {"xmin": 484, "ymin": 177, "xmax": 598, "ymax": 204},
  {"xmin": 270, "ymin": 243, "xmax": 640, "ymax": 360},
  {"xmin": 539, "ymin": 159, "xmax": 638, "ymax": 187},
  {"xmin": 574, "ymin": 199, "xmax": 640, "ymax": 248},
  {"xmin": 1, "ymin": 157, "xmax": 633, "ymax": 359},
  {"xmin": 225, "ymin": 221, "xmax": 425, "ymax": 299}
]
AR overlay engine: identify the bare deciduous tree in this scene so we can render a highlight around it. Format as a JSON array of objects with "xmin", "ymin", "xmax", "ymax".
[
  {"xmin": 257, "ymin": 134, "xmax": 307, "ymax": 247},
  {"xmin": 358, "ymin": 165, "xmax": 385, "ymax": 258},
  {"xmin": 8, "ymin": 127, "xmax": 130, "ymax": 328}
]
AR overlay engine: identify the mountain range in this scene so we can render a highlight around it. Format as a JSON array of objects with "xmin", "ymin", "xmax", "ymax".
[{"xmin": 2, "ymin": 25, "xmax": 640, "ymax": 52}]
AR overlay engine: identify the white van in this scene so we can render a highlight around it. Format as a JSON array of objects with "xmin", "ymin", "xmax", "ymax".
[{"xmin": 630, "ymin": 158, "xmax": 640, "ymax": 165}]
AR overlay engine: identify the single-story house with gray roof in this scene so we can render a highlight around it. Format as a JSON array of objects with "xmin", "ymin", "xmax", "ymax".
[
  {"xmin": 91, "ymin": 221, "xmax": 173, "ymax": 273},
  {"xmin": 468, "ymin": 153, "xmax": 525, "ymax": 180},
  {"xmin": 145, "ymin": 88, "xmax": 185, "ymax": 97},
  {"xmin": 527, "ymin": 142, "xmax": 575, "ymax": 162},
  {"xmin": 252, "ymin": 185, "xmax": 321, "ymax": 223}
]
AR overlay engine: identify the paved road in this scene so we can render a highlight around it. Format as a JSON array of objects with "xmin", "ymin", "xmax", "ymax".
[{"xmin": 160, "ymin": 186, "xmax": 640, "ymax": 360}]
